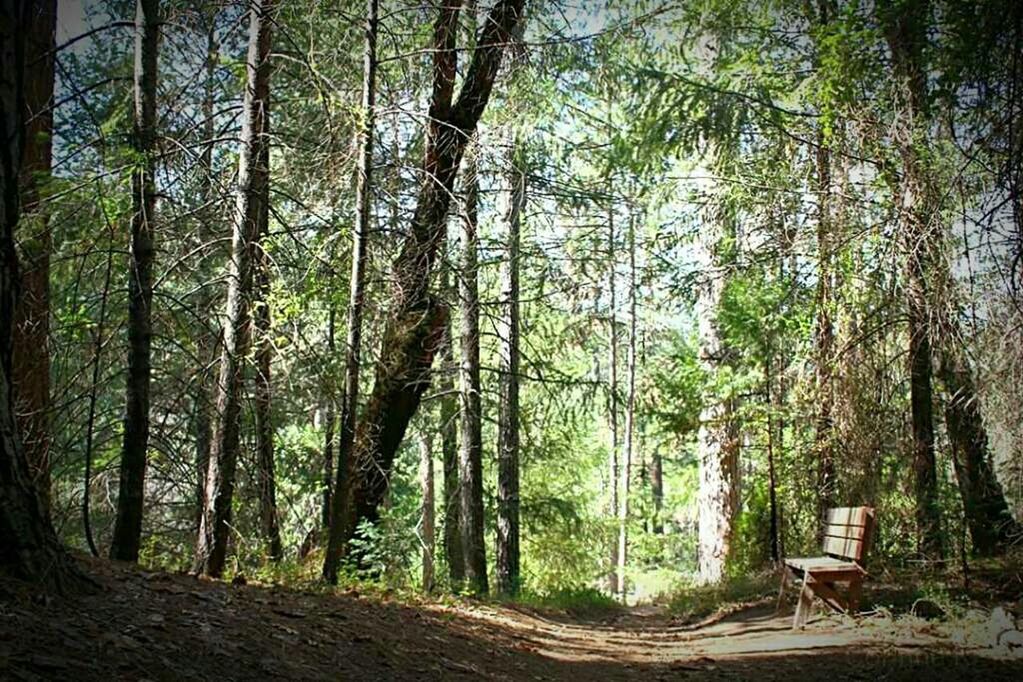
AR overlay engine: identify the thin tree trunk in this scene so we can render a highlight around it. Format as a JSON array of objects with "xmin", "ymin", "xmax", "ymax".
[
  {"xmin": 0, "ymin": 0, "xmax": 85, "ymax": 592},
  {"xmin": 459, "ymin": 137, "xmax": 487, "ymax": 595},
  {"xmin": 326, "ymin": 0, "xmax": 526, "ymax": 582},
  {"xmin": 194, "ymin": 14, "xmax": 218, "ymax": 534},
  {"xmin": 617, "ymin": 204, "xmax": 638, "ymax": 601},
  {"xmin": 649, "ymin": 446, "xmax": 663, "ymax": 535},
  {"xmin": 420, "ymin": 431, "xmax": 435, "ymax": 593},
  {"xmin": 11, "ymin": 0, "xmax": 56, "ymax": 511},
  {"xmin": 496, "ymin": 137, "xmax": 525, "ymax": 597},
  {"xmin": 881, "ymin": 0, "xmax": 943, "ymax": 559},
  {"xmin": 322, "ymin": 309, "xmax": 336, "ymax": 530},
  {"xmin": 765, "ymin": 354, "xmax": 780, "ymax": 563},
  {"xmin": 254, "ymin": 190, "xmax": 282, "ymax": 561},
  {"xmin": 606, "ymin": 186, "xmax": 619, "ymax": 593},
  {"xmin": 111, "ymin": 0, "xmax": 160, "ymax": 562},
  {"xmin": 195, "ymin": 0, "xmax": 274, "ymax": 577},
  {"xmin": 323, "ymin": 0, "xmax": 377, "ymax": 583},
  {"xmin": 440, "ymin": 262, "xmax": 463, "ymax": 587}
]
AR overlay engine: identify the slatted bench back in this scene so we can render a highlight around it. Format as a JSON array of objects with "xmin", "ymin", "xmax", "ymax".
[{"xmin": 822, "ymin": 506, "xmax": 875, "ymax": 564}]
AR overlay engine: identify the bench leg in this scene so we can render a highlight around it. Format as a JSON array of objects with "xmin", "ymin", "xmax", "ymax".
[
  {"xmin": 776, "ymin": 567, "xmax": 789, "ymax": 613},
  {"xmin": 793, "ymin": 577, "xmax": 814, "ymax": 629},
  {"xmin": 847, "ymin": 579, "xmax": 862, "ymax": 614}
]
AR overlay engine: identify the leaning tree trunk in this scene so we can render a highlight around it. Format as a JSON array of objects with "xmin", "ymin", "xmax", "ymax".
[
  {"xmin": 195, "ymin": 0, "xmax": 274, "ymax": 578},
  {"xmin": 322, "ymin": 0, "xmax": 378, "ymax": 583},
  {"xmin": 111, "ymin": 0, "xmax": 160, "ymax": 562},
  {"xmin": 325, "ymin": 0, "xmax": 527, "ymax": 582},
  {"xmin": 11, "ymin": 0, "xmax": 56, "ymax": 511},
  {"xmin": 496, "ymin": 138, "xmax": 525, "ymax": 597},
  {"xmin": 253, "ymin": 189, "xmax": 282, "ymax": 562},
  {"xmin": 881, "ymin": 0, "xmax": 942, "ymax": 559},
  {"xmin": 0, "ymin": 0, "xmax": 84, "ymax": 592}
]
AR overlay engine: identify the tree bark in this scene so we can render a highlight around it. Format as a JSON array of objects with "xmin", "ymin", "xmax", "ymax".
[
  {"xmin": 939, "ymin": 348, "xmax": 1020, "ymax": 554},
  {"xmin": 195, "ymin": 0, "xmax": 274, "ymax": 577},
  {"xmin": 11, "ymin": 0, "xmax": 55, "ymax": 511},
  {"xmin": 254, "ymin": 191, "xmax": 282, "ymax": 561},
  {"xmin": 0, "ymin": 0, "xmax": 84, "ymax": 592},
  {"xmin": 496, "ymin": 138, "xmax": 525, "ymax": 597},
  {"xmin": 322, "ymin": 0, "xmax": 378, "ymax": 583},
  {"xmin": 325, "ymin": 0, "xmax": 526, "ymax": 582},
  {"xmin": 696, "ymin": 197, "xmax": 739, "ymax": 584},
  {"xmin": 881, "ymin": 0, "xmax": 942, "ymax": 559},
  {"xmin": 459, "ymin": 137, "xmax": 487, "ymax": 595},
  {"xmin": 111, "ymin": 0, "xmax": 160, "ymax": 563},
  {"xmin": 420, "ymin": 431, "xmax": 435, "ymax": 592}
]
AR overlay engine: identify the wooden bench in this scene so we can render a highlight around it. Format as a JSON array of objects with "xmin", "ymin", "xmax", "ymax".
[{"xmin": 777, "ymin": 506, "xmax": 876, "ymax": 628}]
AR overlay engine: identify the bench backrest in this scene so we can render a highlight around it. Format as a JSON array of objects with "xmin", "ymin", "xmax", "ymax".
[{"xmin": 822, "ymin": 506, "xmax": 875, "ymax": 564}]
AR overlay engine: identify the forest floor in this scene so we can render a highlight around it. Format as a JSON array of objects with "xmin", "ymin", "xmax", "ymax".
[{"xmin": 2, "ymin": 556, "xmax": 1022, "ymax": 681}]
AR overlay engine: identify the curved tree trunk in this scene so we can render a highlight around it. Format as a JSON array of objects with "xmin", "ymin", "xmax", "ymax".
[
  {"xmin": 325, "ymin": 0, "xmax": 527, "ymax": 583},
  {"xmin": 111, "ymin": 0, "xmax": 161, "ymax": 562},
  {"xmin": 11, "ymin": 0, "xmax": 56, "ymax": 511},
  {"xmin": 195, "ymin": 0, "xmax": 274, "ymax": 578}
]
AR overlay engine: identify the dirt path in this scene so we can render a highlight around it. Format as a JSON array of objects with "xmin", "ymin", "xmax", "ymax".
[{"xmin": 1, "ymin": 559, "xmax": 1020, "ymax": 680}]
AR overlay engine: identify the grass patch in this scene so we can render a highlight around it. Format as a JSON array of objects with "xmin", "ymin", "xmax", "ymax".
[
  {"xmin": 662, "ymin": 572, "xmax": 778, "ymax": 622},
  {"xmin": 511, "ymin": 585, "xmax": 624, "ymax": 620}
]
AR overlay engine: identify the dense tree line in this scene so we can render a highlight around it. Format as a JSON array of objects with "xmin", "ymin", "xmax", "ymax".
[{"xmin": 1, "ymin": 0, "xmax": 1020, "ymax": 600}]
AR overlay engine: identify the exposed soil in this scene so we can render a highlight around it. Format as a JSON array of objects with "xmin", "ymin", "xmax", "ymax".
[{"xmin": 1, "ymin": 557, "xmax": 1021, "ymax": 681}]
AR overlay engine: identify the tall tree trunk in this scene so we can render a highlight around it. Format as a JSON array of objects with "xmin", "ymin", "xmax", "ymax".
[
  {"xmin": 0, "ymin": 0, "xmax": 84, "ymax": 592},
  {"xmin": 111, "ymin": 0, "xmax": 160, "ymax": 562},
  {"xmin": 254, "ymin": 191, "xmax": 282, "ymax": 561},
  {"xmin": 459, "ymin": 137, "xmax": 487, "ymax": 595},
  {"xmin": 440, "ymin": 262, "xmax": 464, "ymax": 587},
  {"xmin": 325, "ymin": 0, "xmax": 526, "ymax": 582},
  {"xmin": 195, "ymin": 0, "xmax": 274, "ymax": 577},
  {"xmin": 881, "ymin": 0, "xmax": 942, "ymax": 559},
  {"xmin": 496, "ymin": 138, "xmax": 525, "ymax": 597},
  {"xmin": 420, "ymin": 431, "xmax": 435, "ymax": 592},
  {"xmin": 765, "ymin": 354, "xmax": 780, "ymax": 563},
  {"xmin": 606, "ymin": 184, "xmax": 619, "ymax": 593},
  {"xmin": 323, "ymin": 0, "xmax": 378, "ymax": 583},
  {"xmin": 814, "ymin": 133, "xmax": 836, "ymax": 524},
  {"xmin": 617, "ymin": 203, "xmax": 638, "ymax": 600},
  {"xmin": 696, "ymin": 196, "xmax": 739, "ymax": 584},
  {"xmin": 194, "ymin": 14, "xmax": 218, "ymax": 534},
  {"xmin": 11, "ymin": 0, "xmax": 55, "ymax": 511}
]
